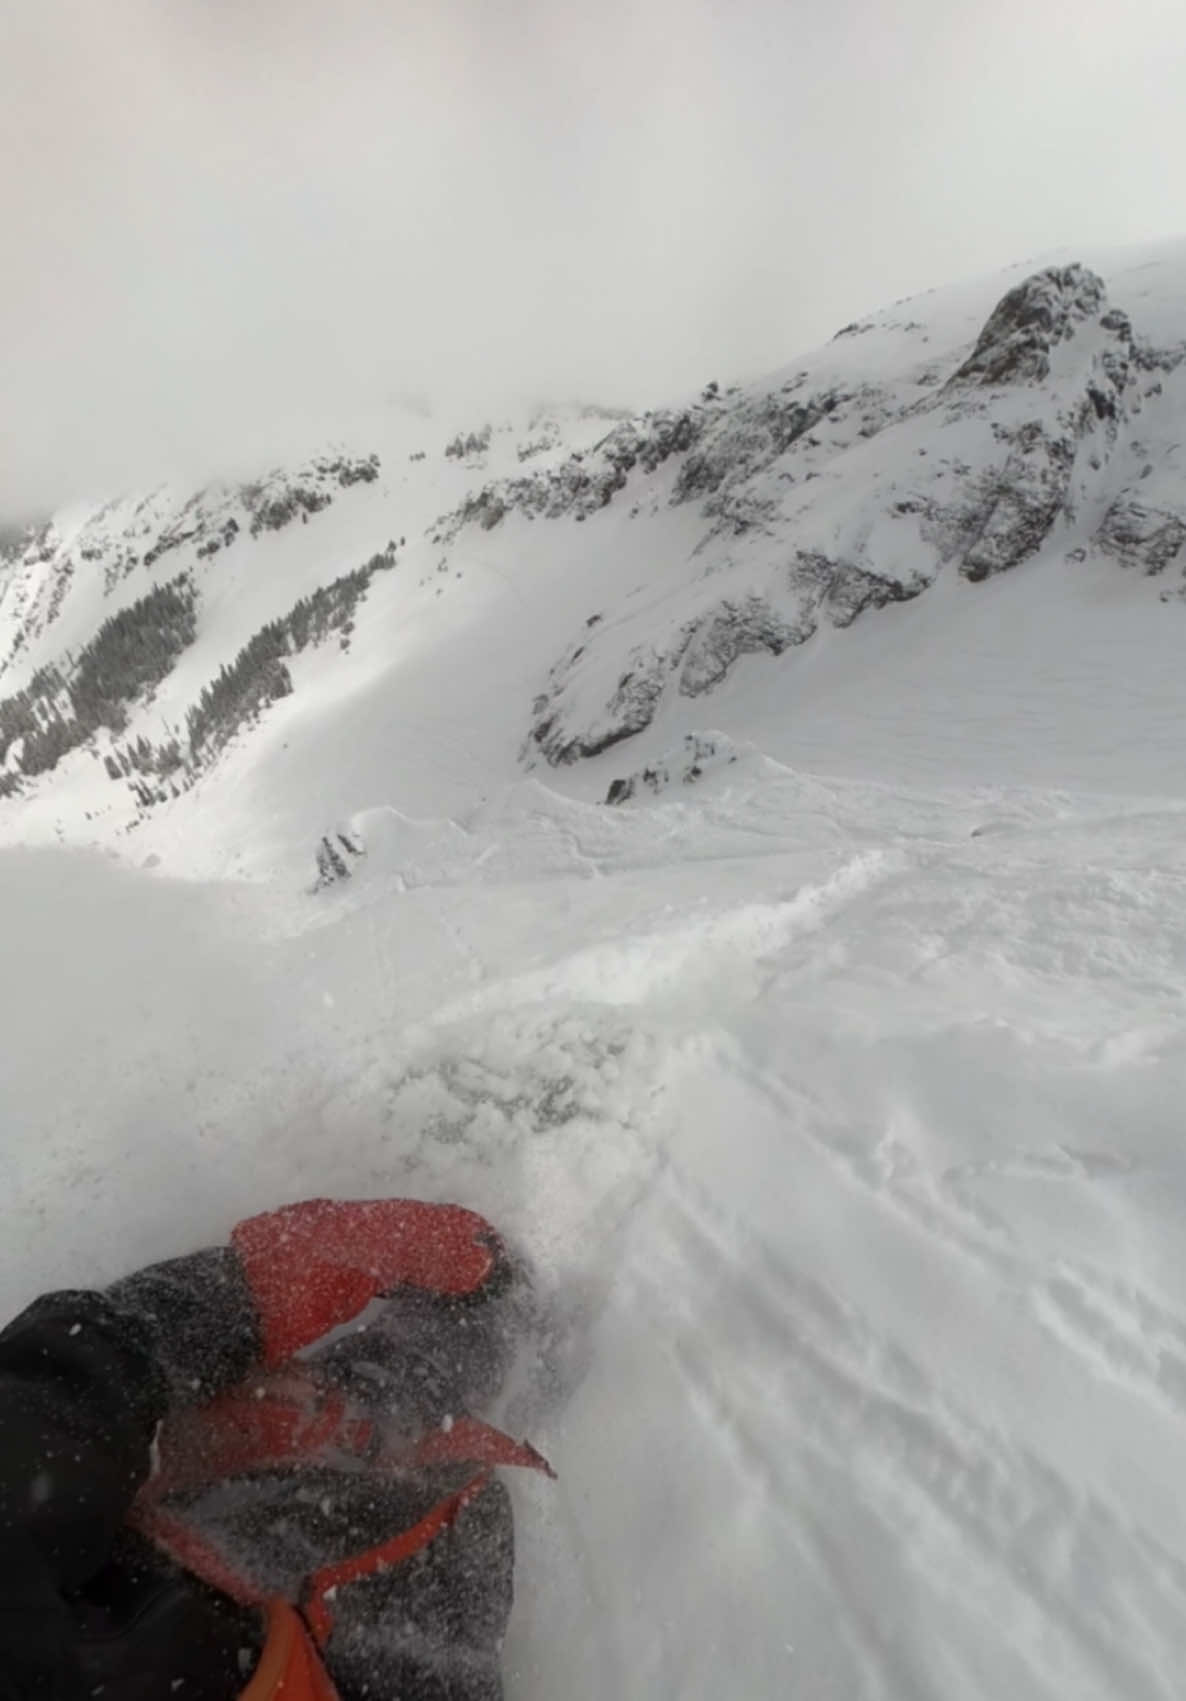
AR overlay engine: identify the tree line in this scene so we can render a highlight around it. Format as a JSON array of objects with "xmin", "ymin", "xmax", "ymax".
[
  {"xmin": 0, "ymin": 576, "xmax": 196, "ymax": 784},
  {"xmin": 2, "ymin": 545, "xmax": 398, "ymax": 803}
]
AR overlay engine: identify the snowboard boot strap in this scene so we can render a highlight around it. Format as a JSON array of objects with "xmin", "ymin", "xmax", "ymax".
[
  {"xmin": 241, "ymin": 1601, "xmax": 342, "ymax": 1701},
  {"xmin": 131, "ymin": 1367, "xmax": 553, "ymax": 1671}
]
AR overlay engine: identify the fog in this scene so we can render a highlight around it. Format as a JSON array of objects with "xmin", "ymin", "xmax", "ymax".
[{"xmin": 3, "ymin": 0, "xmax": 1185, "ymax": 511}]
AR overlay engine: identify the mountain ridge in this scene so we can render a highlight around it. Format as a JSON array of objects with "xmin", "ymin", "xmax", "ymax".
[{"xmin": 3, "ymin": 240, "xmax": 1186, "ymax": 870}]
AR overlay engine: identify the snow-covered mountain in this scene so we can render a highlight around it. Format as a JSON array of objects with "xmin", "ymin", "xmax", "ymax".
[
  {"xmin": 4, "ymin": 239, "xmax": 1186, "ymax": 876},
  {"xmin": 5, "ymin": 244, "xmax": 1186, "ymax": 1701}
]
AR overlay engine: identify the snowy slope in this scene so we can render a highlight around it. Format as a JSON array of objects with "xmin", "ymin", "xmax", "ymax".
[
  {"xmin": 3, "ymin": 239, "xmax": 1186, "ymax": 871},
  {"xmin": 3, "ymin": 242, "xmax": 1186, "ymax": 1699},
  {"xmin": 4, "ymin": 765, "xmax": 1186, "ymax": 1700}
]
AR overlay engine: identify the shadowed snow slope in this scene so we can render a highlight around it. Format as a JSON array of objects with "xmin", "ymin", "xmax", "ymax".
[{"xmin": 3, "ymin": 243, "xmax": 1186, "ymax": 1699}]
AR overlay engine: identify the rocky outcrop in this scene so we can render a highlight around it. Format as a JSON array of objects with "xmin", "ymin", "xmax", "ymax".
[
  {"xmin": 437, "ymin": 407, "xmax": 713, "ymax": 543},
  {"xmin": 1096, "ymin": 497, "xmax": 1186, "ymax": 576},
  {"xmin": 956, "ymin": 422, "xmax": 1079, "ymax": 582},
  {"xmin": 12, "ymin": 248, "xmax": 1186, "ymax": 828},
  {"xmin": 604, "ymin": 733, "xmax": 739, "ymax": 803},
  {"xmin": 527, "ymin": 556, "xmax": 940, "ymax": 763},
  {"xmin": 672, "ymin": 389, "xmax": 846, "ymax": 510},
  {"xmin": 531, "ymin": 601, "xmax": 794, "ymax": 763},
  {"xmin": 946, "ymin": 265, "xmax": 1107, "ymax": 389},
  {"xmin": 941, "ymin": 275, "xmax": 1135, "ymax": 581},
  {"xmin": 145, "ymin": 454, "xmax": 381, "ymax": 562},
  {"xmin": 530, "ymin": 637, "xmax": 687, "ymax": 766},
  {"xmin": 522, "ymin": 262, "xmax": 1165, "ymax": 764},
  {"xmin": 677, "ymin": 597, "xmax": 803, "ymax": 696},
  {"xmin": 242, "ymin": 454, "xmax": 380, "ymax": 538},
  {"xmin": 821, "ymin": 560, "xmax": 928, "ymax": 626}
]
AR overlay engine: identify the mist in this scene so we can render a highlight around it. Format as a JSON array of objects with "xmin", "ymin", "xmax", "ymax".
[{"xmin": 3, "ymin": 0, "xmax": 1185, "ymax": 512}]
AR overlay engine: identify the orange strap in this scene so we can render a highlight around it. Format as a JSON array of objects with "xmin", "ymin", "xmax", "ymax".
[
  {"xmin": 402, "ymin": 1414, "xmax": 555, "ymax": 1477},
  {"xmin": 137, "ymin": 1478, "xmax": 499, "ymax": 1696},
  {"xmin": 131, "ymin": 1372, "xmax": 555, "ymax": 1677},
  {"xmin": 302, "ymin": 1470, "xmax": 492, "ymax": 1646},
  {"xmin": 146, "ymin": 1371, "xmax": 375, "ymax": 1500},
  {"xmin": 241, "ymin": 1601, "xmax": 341, "ymax": 1701}
]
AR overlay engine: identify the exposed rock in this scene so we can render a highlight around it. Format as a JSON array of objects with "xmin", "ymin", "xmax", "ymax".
[
  {"xmin": 528, "ymin": 620, "xmax": 706, "ymax": 767},
  {"xmin": 14, "ymin": 247, "xmax": 1186, "ymax": 829},
  {"xmin": 1096, "ymin": 497, "xmax": 1186, "ymax": 575},
  {"xmin": 439, "ymin": 408, "xmax": 710, "ymax": 540},
  {"xmin": 678, "ymin": 597, "xmax": 803, "ymax": 696},
  {"xmin": 532, "ymin": 539, "xmax": 970, "ymax": 770},
  {"xmin": 824, "ymin": 561, "xmax": 928, "ymax": 625},
  {"xmin": 605, "ymin": 733, "xmax": 739, "ymax": 803},
  {"xmin": 947, "ymin": 265, "xmax": 1107, "ymax": 389},
  {"xmin": 529, "ymin": 556, "xmax": 928, "ymax": 765},
  {"xmin": 672, "ymin": 390, "xmax": 844, "ymax": 507},
  {"xmin": 942, "ymin": 287, "xmax": 1134, "ymax": 581},
  {"xmin": 463, "ymin": 491, "xmax": 507, "ymax": 531},
  {"xmin": 959, "ymin": 422, "xmax": 1077, "ymax": 581},
  {"xmin": 148, "ymin": 455, "xmax": 379, "ymax": 559}
]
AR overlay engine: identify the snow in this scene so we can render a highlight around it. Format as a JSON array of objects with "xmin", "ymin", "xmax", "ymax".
[
  {"xmin": 5, "ymin": 745, "xmax": 1186, "ymax": 1697},
  {"xmin": 4, "ymin": 244, "xmax": 1186, "ymax": 1697}
]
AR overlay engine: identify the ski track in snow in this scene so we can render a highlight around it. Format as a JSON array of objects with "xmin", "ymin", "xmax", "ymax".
[{"xmin": 5, "ymin": 764, "xmax": 1186, "ymax": 1699}]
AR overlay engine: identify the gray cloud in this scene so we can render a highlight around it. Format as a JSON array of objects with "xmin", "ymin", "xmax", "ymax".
[{"xmin": 3, "ymin": 0, "xmax": 1185, "ymax": 510}]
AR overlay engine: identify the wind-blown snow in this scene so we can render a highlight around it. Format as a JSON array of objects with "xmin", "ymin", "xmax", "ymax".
[{"xmin": 4, "ymin": 243, "xmax": 1186, "ymax": 1698}]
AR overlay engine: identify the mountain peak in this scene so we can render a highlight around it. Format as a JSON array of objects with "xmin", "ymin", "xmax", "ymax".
[
  {"xmin": 949, "ymin": 263, "xmax": 1108, "ymax": 388},
  {"xmin": 3, "ymin": 242, "xmax": 1186, "ymax": 868}
]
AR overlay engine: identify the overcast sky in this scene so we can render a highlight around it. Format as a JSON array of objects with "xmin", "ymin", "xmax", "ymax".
[{"xmin": 3, "ymin": 0, "xmax": 1185, "ymax": 511}]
